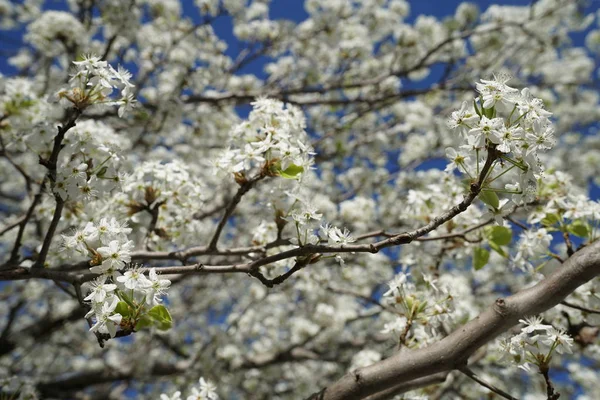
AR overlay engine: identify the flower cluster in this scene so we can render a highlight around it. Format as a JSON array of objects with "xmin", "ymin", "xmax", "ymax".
[
  {"xmin": 214, "ymin": 97, "xmax": 314, "ymax": 180},
  {"xmin": 62, "ymin": 217, "xmax": 133, "ymax": 274},
  {"xmin": 84, "ymin": 266, "xmax": 171, "ymax": 337},
  {"xmin": 0, "ymin": 77, "xmax": 50, "ymax": 133},
  {"xmin": 160, "ymin": 377, "xmax": 219, "ymax": 400},
  {"xmin": 498, "ymin": 316, "xmax": 573, "ymax": 372},
  {"xmin": 380, "ymin": 271, "xmax": 453, "ymax": 347},
  {"xmin": 320, "ymin": 223, "xmax": 356, "ymax": 246},
  {"xmin": 25, "ymin": 11, "xmax": 88, "ymax": 57},
  {"xmin": 53, "ymin": 120, "xmax": 130, "ymax": 200},
  {"xmin": 446, "ymin": 74, "xmax": 555, "ymax": 210},
  {"xmin": 526, "ymin": 170, "xmax": 600, "ymax": 253},
  {"xmin": 284, "ymin": 194, "xmax": 355, "ymax": 263},
  {"xmin": 512, "ymin": 228, "xmax": 553, "ymax": 272},
  {"xmin": 57, "ymin": 54, "xmax": 135, "ymax": 117},
  {"xmin": 117, "ymin": 161, "xmax": 206, "ymax": 249},
  {"xmin": 62, "ymin": 217, "xmax": 171, "ymax": 337}
]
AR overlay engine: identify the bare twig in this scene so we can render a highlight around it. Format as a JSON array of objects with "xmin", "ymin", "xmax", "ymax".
[
  {"xmin": 34, "ymin": 108, "xmax": 82, "ymax": 269},
  {"xmin": 459, "ymin": 366, "xmax": 518, "ymax": 400},
  {"xmin": 561, "ymin": 300, "xmax": 600, "ymax": 315},
  {"xmin": 9, "ymin": 181, "xmax": 46, "ymax": 263},
  {"xmin": 539, "ymin": 364, "xmax": 560, "ymax": 400},
  {"xmin": 208, "ymin": 174, "xmax": 266, "ymax": 250},
  {"xmin": 563, "ymin": 232, "xmax": 574, "ymax": 257}
]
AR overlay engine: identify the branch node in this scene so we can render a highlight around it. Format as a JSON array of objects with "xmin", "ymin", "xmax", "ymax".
[{"xmin": 494, "ymin": 298, "xmax": 509, "ymax": 316}]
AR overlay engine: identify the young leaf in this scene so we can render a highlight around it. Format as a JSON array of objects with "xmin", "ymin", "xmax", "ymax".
[
  {"xmin": 479, "ymin": 190, "xmax": 499, "ymax": 209},
  {"xmin": 489, "ymin": 241, "xmax": 508, "ymax": 258},
  {"xmin": 277, "ymin": 164, "xmax": 304, "ymax": 179},
  {"xmin": 114, "ymin": 301, "xmax": 131, "ymax": 318},
  {"xmin": 567, "ymin": 220, "xmax": 589, "ymax": 238},
  {"xmin": 483, "ymin": 105, "xmax": 495, "ymax": 119},
  {"xmin": 135, "ymin": 315, "xmax": 153, "ymax": 331},
  {"xmin": 541, "ymin": 213, "xmax": 560, "ymax": 227},
  {"xmin": 486, "ymin": 226, "xmax": 512, "ymax": 246},
  {"xmin": 473, "ymin": 247, "xmax": 490, "ymax": 270},
  {"xmin": 148, "ymin": 305, "xmax": 173, "ymax": 330}
]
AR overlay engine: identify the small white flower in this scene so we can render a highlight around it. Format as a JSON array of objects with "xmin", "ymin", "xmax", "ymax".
[
  {"xmin": 187, "ymin": 377, "xmax": 218, "ymax": 400},
  {"xmin": 542, "ymin": 327, "xmax": 574, "ymax": 354},
  {"xmin": 383, "ymin": 272, "xmax": 409, "ymax": 297},
  {"xmin": 96, "ymin": 239, "xmax": 134, "ymax": 271},
  {"xmin": 145, "ymin": 268, "xmax": 171, "ymax": 305},
  {"xmin": 381, "ymin": 316, "xmax": 407, "ymax": 334},
  {"xmin": 519, "ymin": 316, "xmax": 552, "ymax": 334},
  {"xmin": 88, "ymin": 296, "xmax": 122, "ymax": 338},
  {"xmin": 444, "ymin": 147, "xmax": 470, "ymax": 172},
  {"xmin": 117, "ymin": 268, "xmax": 151, "ymax": 290},
  {"xmin": 160, "ymin": 391, "xmax": 181, "ymax": 400},
  {"xmin": 84, "ymin": 277, "xmax": 117, "ymax": 304}
]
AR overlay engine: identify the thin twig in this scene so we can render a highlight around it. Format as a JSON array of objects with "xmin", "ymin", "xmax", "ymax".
[
  {"xmin": 539, "ymin": 365, "xmax": 560, "ymax": 400},
  {"xmin": 249, "ymin": 258, "xmax": 312, "ymax": 288},
  {"xmin": 9, "ymin": 181, "xmax": 46, "ymax": 263},
  {"xmin": 208, "ymin": 174, "xmax": 266, "ymax": 250},
  {"xmin": 35, "ymin": 197, "xmax": 64, "ymax": 269},
  {"xmin": 459, "ymin": 367, "xmax": 518, "ymax": 400},
  {"xmin": 0, "ymin": 215, "xmax": 27, "ymax": 237},
  {"xmin": 561, "ymin": 300, "xmax": 600, "ymax": 315},
  {"xmin": 562, "ymin": 232, "xmax": 574, "ymax": 257},
  {"xmin": 33, "ymin": 108, "xmax": 82, "ymax": 268},
  {"xmin": 506, "ymin": 216, "xmax": 529, "ymax": 230}
]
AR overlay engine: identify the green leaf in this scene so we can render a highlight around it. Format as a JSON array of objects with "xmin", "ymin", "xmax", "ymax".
[
  {"xmin": 486, "ymin": 226, "xmax": 512, "ymax": 246},
  {"xmin": 541, "ymin": 213, "xmax": 560, "ymax": 227},
  {"xmin": 147, "ymin": 305, "xmax": 173, "ymax": 330},
  {"xmin": 96, "ymin": 166, "xmax": 108, "ymax": 178},
  {"xmin": 277, "ymin": 164, "xmax": 304, "ymax": 180},
  {"xmin": 417, "ymin": 300, "xmax": 428, "ymax": 314},
  {"xmin": 483, "ymin": 105, "xmax": 495, "ymax": 119},
  {"xmin": 567, "ymin": 220, "xmax": 589, "ymax": 238},
  {"xmin": 135, "ymin": 315, "xmax": 153, "ymax": 331},
  {"xmin": 119, "ymin": 291, "xmax": 137, "ymax": 309},
  {"xmin": 114, "ymin": 301, "xmax": 131, "ymax": 318},
  {"xmin": 489, "ymin": 241, "xmax": 508, "ymax": 258},
  {"xmin": 473, "ymin": 247, "xmax": 490, "ymax": 270},
  {"xmin": 479, "ymin": 190, "xmax": 499, "ymax": 209}
]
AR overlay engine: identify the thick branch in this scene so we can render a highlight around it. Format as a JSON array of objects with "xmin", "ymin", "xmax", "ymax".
[{"xmin": 307, "ymin": 240, "xmax": 600, "ymax": 400}]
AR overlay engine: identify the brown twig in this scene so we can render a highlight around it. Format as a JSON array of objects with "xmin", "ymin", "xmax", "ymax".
[
  {"xmin": 459, "ymin": 366, "xmax": 518, "ymax": 400},
  {"xmin": 208, "ymin": 174, "xmax": 266, "ymax": 250},
  {"xmin": 561, "ymin": 300, "xmax": 600, "ymax": 315}
]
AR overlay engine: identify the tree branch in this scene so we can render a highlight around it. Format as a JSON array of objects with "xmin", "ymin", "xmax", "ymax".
[
  {"xmin": 208, "ymin": 174, "xmax": 266, "ymax": 250},
  {"xmin": 307, "ymin": 240, "xmax": 600, "ymax": 400},
  {"xmin": 459, "ymin": 366, "xmax": 518, "ymax": 400},
  {"xmin": 561, "ymin": 300, "xmax": 600, "ymax": 315}
]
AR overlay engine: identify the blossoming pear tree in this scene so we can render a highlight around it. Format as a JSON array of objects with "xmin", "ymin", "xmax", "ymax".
[{"xmin": 2, "ymin": 0, "xmax": 600, "ymax": 399}]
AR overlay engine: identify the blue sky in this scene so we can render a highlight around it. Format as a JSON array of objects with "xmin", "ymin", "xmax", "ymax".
[{"xmin": 0, "ymin": 0, "xmax": 548, "ymax": 77}]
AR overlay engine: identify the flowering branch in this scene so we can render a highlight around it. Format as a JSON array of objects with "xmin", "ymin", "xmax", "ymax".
[
  {"xmin": 33, "ymin": 108, "xmax": 82, "ymax": 269},
  {"xmin": 306, "ymin": 240, "xmax": 600, "ymax": 400}
]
